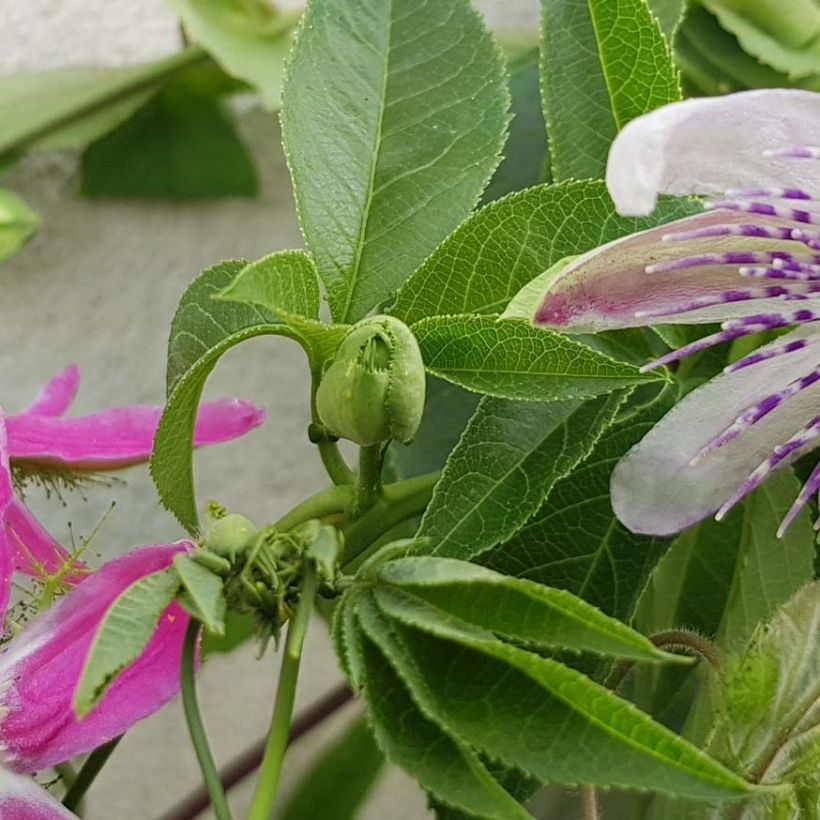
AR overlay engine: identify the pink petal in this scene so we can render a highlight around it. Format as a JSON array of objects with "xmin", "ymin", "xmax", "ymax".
[
  {"xmin": 0, "ymin": 543, "xmax": 193, "ymax": 773},
  {"xmin": 24, "ymin": 366, "xmax": 81, "ymax": 417},
  {"xmin": 0, "ymin": 412, "xmax": 15, "ymax": 624},
  {"xmin": 0, "ymin": 767, "xmax": 77, "ymax": 818},
  {"xmin": 5, "ymin": 398, "xmax": 266, "ymax": 470},
  {"xmin": 3, "ymin": 499, "xmax": 88, "ymax": 585},
  {"xmin": 606, "ymin": 89, "xmax": 820, "ymax": 216}
]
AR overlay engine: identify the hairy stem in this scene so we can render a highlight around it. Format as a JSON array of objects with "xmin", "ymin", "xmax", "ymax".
[
  {"xmin": 351, "ymin": 444, "xmax": 384, "ymax": 517},
  {"xmin": 248, "ymin": 565, "xmax": 318, "ymax": 820},
  {"xmin": 62, "ymin": 737, "xmax": 122, "ymax": 811},
  {"xmin": 181, "ymin": 621, "xmax": 232, "ymax": 820}
]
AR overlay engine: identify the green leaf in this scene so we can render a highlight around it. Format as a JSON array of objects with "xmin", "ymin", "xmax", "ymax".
[
  {"xmin": 358, "ymin": 590, "xmax": 752, "ymax": 800},
  {"xmin": 701, "ymin": 0, "xmax": 820, "ymax": 80},
  {"xmin": 279, "ymin": 714, "xmax": 385, "ymax": 820},
  {"xmin": 167, "ymin": 0, "xmax": 295, "ymax": 108},
  {"xmin": 280, "ymin": 0, "xmax": 509, "ymax": 322},
  {"xmin": 0, "ymin": 189, "xmax": 38, "ymax": 263},
  {"xmin": 154, "ymin": 254, "xmax": 323, "ymax": 532},
  {"xmin": 74, "ymin": 568, "xmax": 181, "ymax": 717},
  {"xmin": 540, "ymin": 0, "xmax": 680, "ymax": 181},
  {"xmin": 358, "ymin": 615, "xmax": 532, "ymax": 819},
  {"xmin": 482, "ymin": 49, "xmax": 549, "ymax": 203},
  {"xmin": 0, "ymin": 49, "xmax": 203, "ymax": 157},
  {"xmin": 202, "ymin": 610, "xmax": 254, "ymax": 655},
  {"xmin": 376, "ymin": 558, "xmax": 682, "ymax": 663},
  {"xmin": 391, "ymin": 181, "xmax": 700, "ymax": 326},
  {"xmin": 482, "ymin": 390, "xmax": 673, "ymax": 622},
  {"xmin": 173, "ymin": 553, "xmax": 226, "ymax": 635},
  {"xmin": 417, "ymin": 392, "xmax": 624, "ymax": 559},
  {"xmin": 647, "ymin": 0, "xmax": 687, "ymax": 40},
  {"xmin": 81, "ymin": 72, "xmax": 257, "ymax": 199},
  {"xmin": 412, "ymin": 315, "xmax": 659, "ymax": 402}
]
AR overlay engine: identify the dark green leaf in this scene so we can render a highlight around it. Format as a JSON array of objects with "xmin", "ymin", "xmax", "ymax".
[
  {"xmin": 74, "ymin": 568, "xmax": 181, "ymax": 717},
  {"xmin": 202, "ymin": 610, "xmax": 254, "ymax": 655},
  {"xmin": 174, "ymin": 553, "xmax": 226, "ymax": 635},
  {"xmin": 281, "ymin": 0, "xmax": 509, "ymax": 322},
  {"xmin": 413, "ymin": 315, "xmax": 660, "ymax": 402},
  {"xmin": 540, "ymin": 0, "xmax": 680, "ymax": 181},
  {"xmin": 391, "ymin": 181, "xmax": 700, "ymax": 326},
  {"xmin": 417, "ymin": 392, "xmax": 623, "ymax": 559}
]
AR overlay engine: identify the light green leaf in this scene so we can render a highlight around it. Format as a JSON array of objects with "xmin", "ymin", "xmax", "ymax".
[
  {"xmin": 280, "ymin": 0, "xmax": 509, "ymax": 322},
  {"xmin": 81, "ymin": 71, "xmax": 257, "ymax": 199},
  {"xmin": 412, "ymin": 315, "xmax": 659, "ymax": 402},
  {"xmin": 167, "ymin": 0, "xmax": 295, "ymax": 108},
  {"xmin": 332, "ymin": 591, "xmax": 366, "ymax": 691},
  {"xmin": 280, "ymin": 714, "xmax": 385, "ymax": 820},
  {"xmin": 647, "ymin": 0, "xmax": 687, "ymax": 40},
  {"xmin": 0, "ymin": 189, "xmax": 38, "ymax": 263},
  {"xmin": 391, "ymin": 181, "xmax": 700, "ymax": 326},
  {"xmin": 701, "ymin": 0, "xmax": 820, "ymax": 80},
  {"xmin": 154, "ymin": 255, "xmax": 324, "ymax": 532},
  {"xmin": 173, "ymin": 553, "xmax": 226, "ymax": 635},
  {"xmin": 358, "ymin": 612, "xmax": 532, "ymax": 819},
  {"xmin": 0, "ymin": 49, "xmax": 203, "ymax": 157},
  {"xmin": 358, "ymin": 590, "xmax": 752, "ymax": 800},
  {"xmin": 377, "ymin": 558, "xmax": 683, "ymax": 663},
  {"xmin": 74, "ymin": 568, "xmax": 181, "ymax": 717},
  {"xmin": 417, "ymin": 392, "xmax": 623, "ymax": 559},
  {"xmin": 482, "ymin": 389, "xmax": 674, "ymax": 621},
  {"xmin": 540, "ymin": 0, "xmax": 680, "ymax": 181}
]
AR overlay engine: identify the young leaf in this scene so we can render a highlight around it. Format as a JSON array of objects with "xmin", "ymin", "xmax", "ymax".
[
  {"xmin": 0, "ymin": 189, "xmax": 38, "ymax": 263},
  {"xmin": 167, "ymin": 0, "xmax": 295, "ymax": 108},
  {"xmin": 390, "ymin": 181, "xmax": 700, "ymax": 326},
  {"xmin": 376, "ymin": 559, "xmax": 682, "ymax": 663},
  {"xmin": 331, "ymin": 591, "xmax": 366, "ymax": 692},
  {"xmin": 416, "ymin": 392, "xmax": 624, "ymax": 560},
  {"xmin": 412, "ymin": 315, "xmax": 660, "ymax": 402},
  {"xmin": 0, "ymin": 49, "xmax": 204, "ymax": 157},
  {"xmin": 153, "ymin": 255, "xmax": 322, "ymax": 532},
  {"xmin": 74, "ymin": 568, "xmax": 181, "ymax": 717},
  {"xmin": 482, "ymin": 390, "xmax": 674, "ymax": 621},
  {"xmin": 540, "ymin": 0, "xmax": 680, "ymax": 181},
  {"xmin": 173, "ymin": 553, "xmax": 226, "ymax": 635},
  {"xmin": 280, "ymin": 0, "xmax": 509, "ymax": 322},
  {"xmin": 358, "ymin": 618, "xmax": 532, "ymax": 819},
  {"xmin": 81, "ymin": 73, "xmax": 258, "ymax": 199},
  {"xmin": 279, "ymin": 715, "xmax": 385, "ymax": 820},
  {"xmin": 359, "ymin": 591, "xmax": 752, "ymax": 800}
]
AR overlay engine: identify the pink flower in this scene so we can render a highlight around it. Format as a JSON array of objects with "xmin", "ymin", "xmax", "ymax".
[
  {"xmin": 0, "ymin": 365, "xmax": 265, "ymax": 619},
  {"xmin": 0, "ymin": 765, "xmax": 77, "ymax": 818}
]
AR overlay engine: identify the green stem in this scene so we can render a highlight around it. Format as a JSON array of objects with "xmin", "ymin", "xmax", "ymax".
[
  {"xmin": 351, "ymin": 444, "xmax": 384, "ymax": 516},
  {"xmin": 273, "ymin": 484, "xmax": 353, "ymax": 531},
  {"xmin": 62, "ymin": 737, "xmax": 122, "ymax": 811},
  {"xmin": 318, "ymin": 441, "xmax": 355, "ymax": 486},
  {"xmin": 248, "ymin": 565, "xmax": 318, "ymax": 820},
  {"xmin": 181, "ymin": 621, "xmax": 232, "ymax": 820},
  {"xmin": 342, "ymin": 471, "xmax": 439, "ymax": 569}
]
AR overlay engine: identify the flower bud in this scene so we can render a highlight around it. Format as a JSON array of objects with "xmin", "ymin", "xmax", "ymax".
[
  {"xmin": 202, "ymin": 502, "xmax": 258, "ymax": 561},
  {"xmin": 316, "ymin": 315, "xmax": 425, "ymax": 446}
]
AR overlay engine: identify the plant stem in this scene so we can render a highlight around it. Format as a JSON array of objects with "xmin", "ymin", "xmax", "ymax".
[
  {"xmin": 582, "ymin": 786, "xmax": 600, "ymax": 820},
  {"xmin": 62, "ymin": 737, "xmax": 122, "ymax": 811},
  {"xmin": 342, "ymin": 471, "xmax": 439, "ymax": 569},
  {"xmin": 318, "ymin": 441, "xmax": 355, "ymax": 486},
  {"xmin": 351, "ymin": 444, "xmax": 384, "ymax": 516},
  {"xmin": 181, "ymin": 621, "xmax": 232, "ymax": 820},
  {"xmin": 273, "ymin": 484, "xmax": 353, "ymax": 531},
  {"xmin": 248, "ymin": 565, "xmax": 318, "ymax": 820}
]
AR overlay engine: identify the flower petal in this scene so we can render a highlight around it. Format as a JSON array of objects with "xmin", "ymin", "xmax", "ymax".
[
  {"xmin": 3, "ymin": 500, "xmax": 87, "ymax": 585},
  {"xmin": 611, "ymin": 326, "xmax": 820, "ymax": 535},
  {"xmin": 0, "ymin": 766, "xmax": 77, "ymax": 818},
  {"xmin": 5, "ymin": 398, "xmax": 266, "ymax": 469},
  {"xmin": 0, "ymin": 412, "xmax": 15, "ymax": 625},
  {"xmin": 606, "ymin": 89, "xmax": 820, "ymax": 216},
  {"xmin": 0, "ymin": 543, "xmax": 192, "ymax": 772},
  {"xmin": 23, "ymin": 366, "xmax": 81, "ymax": 417}
]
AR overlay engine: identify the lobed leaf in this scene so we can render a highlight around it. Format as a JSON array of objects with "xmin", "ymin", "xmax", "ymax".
[{"xmin": 280, "ymin": 0, "xmax": 509, "ymax": 322}]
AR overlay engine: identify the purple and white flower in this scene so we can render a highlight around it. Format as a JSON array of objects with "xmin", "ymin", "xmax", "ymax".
[{"xmin": 532, "ymin": 89, "xmax": 820, "ymax": 537}]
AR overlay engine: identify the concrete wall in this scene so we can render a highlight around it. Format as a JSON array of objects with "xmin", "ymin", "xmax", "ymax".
[{"xmin": 0, "ymin": 2, "xmax": 538, "ymax": 817}]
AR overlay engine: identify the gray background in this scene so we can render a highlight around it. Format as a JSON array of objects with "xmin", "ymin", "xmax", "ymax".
[{"xmin": 0, "ymin": 1, "xmax": 538, "ymax": 817}]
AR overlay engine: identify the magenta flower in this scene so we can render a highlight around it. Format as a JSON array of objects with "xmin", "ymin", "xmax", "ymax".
[
  {"xmin": 0, "ymin": 365, "xmax": 265, "ymax": 618},
  {"xmin": 531, "ymin": 89, "xmax": 820, "ymax": 537},
  {"xmin": 0, "ymin": 764, "xmax": 77, "ymax": 817}
]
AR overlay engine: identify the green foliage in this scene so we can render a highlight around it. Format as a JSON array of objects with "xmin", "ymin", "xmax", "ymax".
[
  {"xmin": 174, "ymin": 552, "xmax": 227, "ymax": 635},
  {"xmin": 278, "ymin": 715, "xmax": 385, "ymax": 820},
  {"xmin": 540, "ymin": 0, "xmax": 680, "ymax": 181},
  {"xmin": 0, "ymin": 189, "xmax": 38, "ymax": 263},
  {"xmin": 167, "ymin": 0, "xmax": 295, "ymax": 108},
  {"xmin": 280, "ymin": 0, "xmax": 510, "ymax": 322},
  {"xmin": 74, "ymin": 568, "xmax": 181, "ymax": 717},
  {"xmin": 647, "ymin": 0, "xmax": 687, "ymax": 39},
  {"xmin": 417, "ymin": 392, "xmax": 624, "ymax": 560},
  {"xmin": 413, "ymin": 315, "xmax": 661, "ymax": 402}
]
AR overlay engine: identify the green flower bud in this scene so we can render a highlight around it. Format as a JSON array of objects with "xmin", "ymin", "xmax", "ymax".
[
  {"xmin": 203, "ymin": 511, "xmax": 259, "ymax": 561},
  {"xmin": 316, "ymin": 315, "xmax": 425, "ymax": 446}
]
